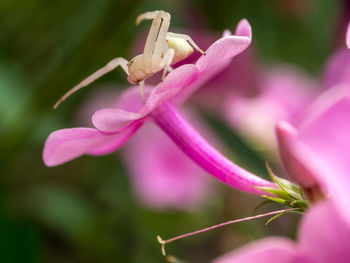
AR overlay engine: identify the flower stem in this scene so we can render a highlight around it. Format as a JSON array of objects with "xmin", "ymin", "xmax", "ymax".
[
  {"xmin": 157, "ymin": 208, "xmax": 301, "ymax": 256},
  {"xmin": 152, "ymin": 102, "xmax": 275, "ymax": 195}
]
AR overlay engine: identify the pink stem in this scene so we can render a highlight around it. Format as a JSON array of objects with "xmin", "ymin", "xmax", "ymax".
[
  {"xmin": 159, "ymin": 208, "xmax": 298, "ymax": 246},
  {"xmin": 152, "ymin": 102, "xmax": 275, "ymax": 195}
]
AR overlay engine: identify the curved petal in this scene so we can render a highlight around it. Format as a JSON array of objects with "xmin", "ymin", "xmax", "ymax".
[
  {"xmin": 227, "ymin": 65, "xmax": 318, "ymax": 151},
  {"xmin": 277, "ymin": 84, "xmax": 350, "ymax": 225},
  {"xmin": 43, "ymin": 124, "xmax": 141, "ymax": 167},
  {"xmin": 212, "ymin": 237, "xmax": 299, "ymax": 263},
  {"xmin": 295, "ymin": 97, "xmax": 350, "ymax": 225},
  {"xmin": 114, "ymin": 85, "xmax": 153, "ymax": 111},
  {"xmin": 276, "ymin": 121, "xmax": 317, "ymax": 187},
  {"xmin": 298, "ymin": 201, "xmax": 350, "ymax": 263},
  {"xmin": 92, "ymin": 64, "xmax": 199, "ymax": 132},
  {"xmin": 92, "ymin": 108, "xmax": 145, "ymax": 133},
  {"xmin": 234, "ymin": 19, "xmax": 252, "ymax": 38},
  {"xmin": 196, "ymin": 19, "xmax": 251, "ymax": 72},
  {"xmin": 175, "ymin": 19, "xmax": 252, "ymax": 103}
]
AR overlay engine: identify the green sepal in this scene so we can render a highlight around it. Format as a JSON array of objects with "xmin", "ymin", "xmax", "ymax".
[
  {"xmin": 266, "ymin": 163, "xmax": 303, "ymax": 200},
  {"xmin": 257, "ymin": 187, "xmax": 295, "ymax": 201},
  {"xmin": 257, "ymin": 163, "xmax": 309, "ymax": 212},
  {"xmin": 261, "ymin": 195, "xmax": 294, "ymax": 207}
]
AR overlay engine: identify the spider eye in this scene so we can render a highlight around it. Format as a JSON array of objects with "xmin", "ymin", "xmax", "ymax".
[{"xmin": 128, "ymin": 57, "xmax": 137, "ymax": 67}]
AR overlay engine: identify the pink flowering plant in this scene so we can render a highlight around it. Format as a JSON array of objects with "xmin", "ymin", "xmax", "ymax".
[
  {"xmin": 44, "ymin": 18, "xmax": 281, "ymax": 196},
  {"xmin": 42, "ymin": 9, "xmax": 350, "ymax": 262}
]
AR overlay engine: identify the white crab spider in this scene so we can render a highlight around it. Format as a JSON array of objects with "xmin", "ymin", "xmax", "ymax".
[{"xmin": 53, "ymin": 10, "xmax": 205, "ymax": 109}]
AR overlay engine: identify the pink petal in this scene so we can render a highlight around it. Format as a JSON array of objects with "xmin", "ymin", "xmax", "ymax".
[
  {"xmin": 176, "ymin": 19, "xmax": 252, "ymax": 103},
  {"xmin": 123, "ymin": 122, "xmax": 211, "ymax": 210},
  {"xmin": 259, "ymin": 66, "xmax": 318, "ymax": 116},
  {"xmin": 223, "ymin": 29, "xmax": 232, "ymax": 37},
  {"xmin": 196, "ymin": 19, "xmax": 252, "ymax": 72},
  {"xmin": 92, "ymin": 64, "xmax": 199, "ymax": 132},
  {"xmin": 277, "ymin": 84, "xmax": 350, "ymax": 225},
  {"xmin": 296, "ymin": 91, "xmax": 350, "ymax": 224},
  {"xmin": 276, "ymin": 121, "xmax": 318, "ymax": 187},
  {"xmin": 212, "ymin": 237, "xmax": 298, "ymax": 263},
  {"xmin": 92, "ymin": 108, "xmax": 145, "ymax": 133},
  {"xmin": 298, "ymin": 201, "xmax": 350, "ymax": 263},
  {"xmin": 114, "ymin": 85, "xmax": 152, "ymax": 111},
  {"xmin": 43, "ymin": 125, "xmax": 141, "ymax": 167},
  {"xmin": 74, "ymin": 85, "xmax": 153, "ymax": 127},
  {"xmin": 227, "ymin": 65, "xmax": 318, "ymax": 151},
  {"xmin": 189, "ymin": 47, "xmax": 259, "ymax": 112},
  {"xmin": 234, "ymin": 18, "xmax": 252, "ymax": 38}
]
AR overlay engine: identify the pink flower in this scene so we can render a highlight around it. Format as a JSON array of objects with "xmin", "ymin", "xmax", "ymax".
[
  {"xmin": 224, "ymin": 65, "xmax": 318, "ymax": 151},
  {"xmin": 43, "ymin": 19, "xmax": 276, "ymax": 195},
  {"xmin": 213, "ymin": 84, "xmax": 350, "ymax": 262},
  {"xmin": 324, "ymin": 21, "xmax": 350, "ymax": 87},
  {"xmin": 276, "ymin": 84, "xmax": 350, "ymax": 224}
]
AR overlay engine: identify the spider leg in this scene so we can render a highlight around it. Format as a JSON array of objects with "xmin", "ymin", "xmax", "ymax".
[
  {"xmin": 151, "ymin": 11, "xmax": 171, "ymax": 71},
  {"xmin": 53, "ymin": 57, "xmax": 129, "ymax": 109},
  {"xmin": 139, "ymin": 80, "xmax": 146, "ymax": 104},
  {"xmin": 140, "ymin": 11, "xmax": 162, "ymax": 72},
  {"xmin": 166, "ymin": 32, "xmax": 206, "ymax": 55},
  {"xmin": 135, "ymin": 10, "xmax": 160, "ymax": 25},
  {"xmin": 160, "ymin": 48, "xmax": 175, "ymax": 81}
]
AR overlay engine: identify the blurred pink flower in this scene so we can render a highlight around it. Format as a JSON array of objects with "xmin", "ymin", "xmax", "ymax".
[
  {"xmin": 224, "ymin": 66, "xmax": 318, "ymax": 151},
  {"xmin": 213, "ymin": 200, "xmax": 350, "ymax": 263},
  {"xmin": 213, "ymin": 84, "xmax": 350, "ymax": 262},
  {"xmin": 43, "ymin": 20, "xmax": 276, "ymax": 196},
  {"xmin": 276, "ymin": 84, "xmax": 350, "ymax": 224},
  {"xmin": 324, "ymin": 22, "xmax": 350, "ymax": 87},
  {"xmin": 124, "ymin": 121, "xmax": 212, "ymax": 210},
  {"xmin": 323, "ymin": 48, "xmax": 350, "ymax": 88}
]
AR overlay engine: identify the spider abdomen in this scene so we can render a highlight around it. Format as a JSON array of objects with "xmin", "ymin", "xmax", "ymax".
[{"xmin": 167, "ymin": 37, "xmax": 194, "ymax": 65}]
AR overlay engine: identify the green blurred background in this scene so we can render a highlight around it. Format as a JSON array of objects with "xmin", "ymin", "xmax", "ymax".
[{"xmin": 0, "ymin": 0, "xmax": 340, "ymax": 262}]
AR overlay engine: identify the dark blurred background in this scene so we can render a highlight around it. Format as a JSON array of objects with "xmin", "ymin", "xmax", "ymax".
[{"xmin": 0, "ymin": 0, "xmax": 341, "ymax": 262}]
